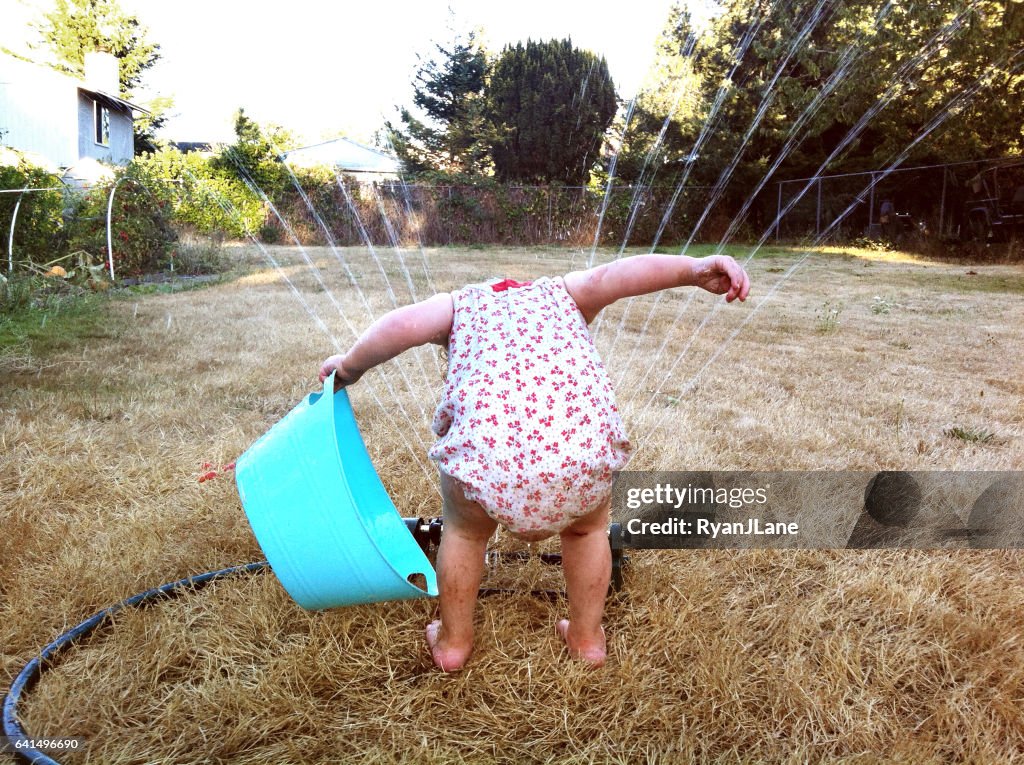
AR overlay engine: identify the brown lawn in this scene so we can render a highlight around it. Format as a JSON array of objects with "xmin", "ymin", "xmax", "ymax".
[{"xmin": 2, "ymin": 244, "xmax": 1022, "ymax": 764}]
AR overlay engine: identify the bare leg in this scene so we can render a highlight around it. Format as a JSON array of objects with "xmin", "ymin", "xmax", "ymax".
[
  {"xmin": 557, "ymin": 501, "xmax": 611, "ymax": 666},
  {"xmin": 426, "ymin": 472, "xmax": 497, "ymax": 671}
]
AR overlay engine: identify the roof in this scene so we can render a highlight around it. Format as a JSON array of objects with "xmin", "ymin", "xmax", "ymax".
[
  {"xmin": 80, "ymin": 86, "xmax": 150, "ymax": 115},
  {"xmin": 282, "ymin": 138, "xmax": 401, "ymax": 174},
  {"xmin": 0, "ymin": 52, "xmax": 149, "ymax": 114}
]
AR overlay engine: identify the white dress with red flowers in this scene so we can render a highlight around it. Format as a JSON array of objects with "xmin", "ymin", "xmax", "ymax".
[{"xmin": 428, "ymin": 277, "xmax": 632, "ymax": 540}]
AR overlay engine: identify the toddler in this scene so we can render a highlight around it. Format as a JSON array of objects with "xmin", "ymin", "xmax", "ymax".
[{"xmin": 319, "ymin": 254, "xmax": 750, "ymax": 670}]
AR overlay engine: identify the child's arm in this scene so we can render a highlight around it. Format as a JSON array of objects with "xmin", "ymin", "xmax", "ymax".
[
  {"xmin": 318, "ymin": 292, "xmax": 453, "ymax": 387},
  {"xmin": 563, "ymin": 254, "xmax": 750, "ymax": 323}
]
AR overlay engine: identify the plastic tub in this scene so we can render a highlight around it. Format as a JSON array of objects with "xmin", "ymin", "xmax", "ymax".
[{"xmin": 235, "ymin": 373, "xmax": 438, "ymax": 609}]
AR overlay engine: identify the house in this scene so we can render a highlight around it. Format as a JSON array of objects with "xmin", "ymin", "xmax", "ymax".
[
  {"xmin": 281, "ymin": 137, "xmax": 402, "ymax": 182},
  {"xmin": 0, "ymin": 51, "xmax": 148, "ymax": 185}
]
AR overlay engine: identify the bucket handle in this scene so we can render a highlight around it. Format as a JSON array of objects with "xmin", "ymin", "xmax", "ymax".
[{"xmin": 309, "ymin": 370, "xmax": 339, "ymax": 408}]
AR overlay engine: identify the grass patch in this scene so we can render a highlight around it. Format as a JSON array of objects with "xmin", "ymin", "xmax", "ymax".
[
  {"xmin": 944, "ymin": 426, "xmax": 996, "ymax": 444},
  {"xmin": 0, "ymin": 278, "xmax": 115, "ymax": 356},
  {"xmin": 924, "ymin": 272, "xmax": 1024, "ymax": 295},
  {"xmin": 654, "ymin": 243, "xmax": 796, "ymax": 260},
  {"xmin": 1, "ymin": 243, "xmax": 242, "ymax": 357}
]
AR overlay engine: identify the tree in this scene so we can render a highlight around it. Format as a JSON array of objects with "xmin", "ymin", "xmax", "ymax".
[
  {"xmin": 632, "ymin": 0, "xmax": 1023, "ymax": 238},
  {"xmin": 616, "ymin": 5, "xmax": 704, "ymax": 185},
  {"xmin": 487, "ymin": 38, "xmax": 618, "ymax": 185},
  {"xmin": 31, "ymin": 0, "xmax": 169, "ymax": 152},
  {"xmin": 214, "ymin": 109, "xmax": 297, "ymax": 196},
  {"xmin": 387, "ymin": 29, "xmax": 491, "ymax": 176}
]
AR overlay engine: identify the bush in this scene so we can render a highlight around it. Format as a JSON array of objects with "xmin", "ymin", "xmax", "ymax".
[
  {"xmin": 170, "ymin": 241, "xmax": 228, "ymax": 275},
  {"xmin": 0, "ymin": 157, "xmax": 66, "ymax": 267},
  {"xmin": 132, "ymin": 148, "xmax": 264, "ymax": 238},
  {"xmin": 61, "ymin": 169, "xmax": 177, "ymax": 279}
]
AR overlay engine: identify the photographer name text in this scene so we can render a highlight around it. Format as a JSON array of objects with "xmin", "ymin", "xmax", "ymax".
[{"xmin": 626, "ymin": 517, "xmax": 799, "ymax": 538}]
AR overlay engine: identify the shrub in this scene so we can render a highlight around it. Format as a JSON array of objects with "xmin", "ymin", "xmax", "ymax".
[
  {"xmin": 0, "ymin": 157, "xmax": 66, "ymax": 268},
  {"xmin": 132, "ymin": 148, "xmax": 263, "ymax": 238},
  {"xmin": 62, "ymin": 168, "xmax": 177, "ymax": 279},
  {"xmin": 169, "ymin": 241, "xmax": 227, "ymax": 275}
]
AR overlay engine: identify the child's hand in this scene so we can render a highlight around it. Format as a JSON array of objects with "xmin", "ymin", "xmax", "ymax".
[
  {"xmin": 694, "ymin": 255, "xmax": 750, "ymax": 302},
  {"xmin": 318, "ymin": 354, "xmax": 363, "ymax": 389}
]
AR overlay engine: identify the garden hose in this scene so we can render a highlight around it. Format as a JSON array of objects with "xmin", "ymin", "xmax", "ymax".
[{"xmin": 3, "ymin": 562, "xmax": 269, "ymax": 765}]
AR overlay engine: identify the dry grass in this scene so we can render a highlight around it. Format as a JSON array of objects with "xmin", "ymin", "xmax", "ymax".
[{"xmin": 2, "ymin": 244, "xmax": 1023, "ymax": 764}]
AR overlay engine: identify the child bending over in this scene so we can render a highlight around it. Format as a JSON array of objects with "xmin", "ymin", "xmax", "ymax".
[{"xmin": 319, "ymin": 254, "xmax": 750, "ymax": 670}]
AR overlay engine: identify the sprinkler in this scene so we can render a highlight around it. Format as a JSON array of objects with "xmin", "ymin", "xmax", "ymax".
[{"xmin": 403, "ymin": 517, "xmax": 629, "ymax": 596}]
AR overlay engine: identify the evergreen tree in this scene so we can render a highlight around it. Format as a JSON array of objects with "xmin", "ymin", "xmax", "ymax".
[
  {"xmin": 30, "ymin": 0, "xmax": 170, "ymax": 153},
  {"xmin": 387, "ymin": 30, "xmax": 490, "ymax": 176},
  {"xmin": 487, "ymin": 39, "xmax": 618, "ymax": 185},
  {"xmin": 213, "ymin": 109, "xmax": 297, "ymax": 196}
]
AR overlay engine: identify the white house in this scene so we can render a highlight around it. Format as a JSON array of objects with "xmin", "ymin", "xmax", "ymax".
[
  {"xmin": 0, "ymin": 51, "xmax": 147, "ymax": 184},
  {"xmin": 282, "ymin": 137, "xmax": 402, "ymax": 181}
]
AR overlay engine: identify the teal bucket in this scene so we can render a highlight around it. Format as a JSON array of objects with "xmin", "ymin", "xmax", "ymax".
[{"xmin": 235, "ymin": 373, "xmax": 438, "ymax": 610}]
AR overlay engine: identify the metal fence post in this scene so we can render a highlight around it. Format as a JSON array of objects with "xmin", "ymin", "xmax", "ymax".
[
  {"xmin": 938, "ymin": 167, "xmax": 948, "ymax": 238},
  {"xmin": 547, "ymin": 187, "xmax": 553, "ymax": 240},
  {"xmin": 869, "ymin": 173, "xmax": 876, "ymax": 228},
  {"xmin": 775, "ymin": 182, "xmax": 783, "ymax": 243},
  {"xmin": 816, "ymin": 177, "xmax": 822, "ymax": 237}
]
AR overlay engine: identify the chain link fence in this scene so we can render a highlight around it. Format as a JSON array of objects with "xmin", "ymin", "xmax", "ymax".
[{"xmin": 771, "ymin": 158, "xmax": 1023, "ymax": 245}]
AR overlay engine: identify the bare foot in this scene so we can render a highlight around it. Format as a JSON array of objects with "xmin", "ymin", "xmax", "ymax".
[
  {"xmin": 425, "ymin": 620, "xmax": 473, "ymax": 672},
  {"xmin": 556, "ymin": 618, "xmax": 607, "ymax": 667}
]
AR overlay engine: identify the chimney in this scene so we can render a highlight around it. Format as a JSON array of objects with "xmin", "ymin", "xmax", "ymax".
[{"xmin": 84, "ymin": 51, "xmax": 120, "ymax": 95}]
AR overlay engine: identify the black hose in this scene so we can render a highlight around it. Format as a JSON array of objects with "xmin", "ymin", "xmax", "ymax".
[{"xmin": 3, "ymin": 562, "xmax": 269, "ymax": 765}]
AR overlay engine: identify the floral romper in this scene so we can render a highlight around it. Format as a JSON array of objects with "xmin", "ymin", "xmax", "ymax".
[{"xmin": 428, "ymin": 277, "xmax": 632, "ymax": 540}]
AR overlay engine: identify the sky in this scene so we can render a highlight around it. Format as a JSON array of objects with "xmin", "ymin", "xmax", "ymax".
[{"xmin": 2, "ymin": 0, "xmax": 699, "ymax": 147}]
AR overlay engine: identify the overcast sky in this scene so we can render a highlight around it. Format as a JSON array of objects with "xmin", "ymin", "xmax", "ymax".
[{"xmin": 3, "ymin": 0, "xmax": 705, "ymax": 146}]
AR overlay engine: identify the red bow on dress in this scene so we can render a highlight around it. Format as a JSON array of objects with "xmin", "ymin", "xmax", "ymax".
[{"xmin": 491, "ymin": 278, "xmax": 532, "ymax": 292}]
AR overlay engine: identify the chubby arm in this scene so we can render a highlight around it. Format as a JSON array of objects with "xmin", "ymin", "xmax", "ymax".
[
  {"xmin": 563, "ymin": 254, "xmax": 750, "ymax": 323},
  {"xmin": 319, "ymin": 292, "xmax": 453, "ymax": 387}
]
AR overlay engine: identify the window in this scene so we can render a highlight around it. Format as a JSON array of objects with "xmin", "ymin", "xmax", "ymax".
[{"xmin": 94, "ymin": 100, "xmax": 110, "ymax": 145}]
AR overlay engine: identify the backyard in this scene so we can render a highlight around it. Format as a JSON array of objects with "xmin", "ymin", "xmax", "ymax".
[{"xmin": 2, "ymin": 243, "xmax": 1023, "ymax": 763}]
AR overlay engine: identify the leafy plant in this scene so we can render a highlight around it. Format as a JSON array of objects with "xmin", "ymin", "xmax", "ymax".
[
  {"xmin": 815, "ymin": 300, "xmax": 843, "ymax": 333},
  {"xmin": 132, "ymin": 147, "xmax": 263, "ymax": 238},
  {"xmin": 62, "ymin": 168, "xmax": 177, "ymax": 278},
  {"xmin": 871, "ymin": 295, "xmax": 894, "ymax": 314},
  {"xmin": 944, "ymin": 426, "xmax": 995, "ymax": 444},
  {"xmin": 0, "ymin": 159, "xmax": 66, "ymax": 266}
]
